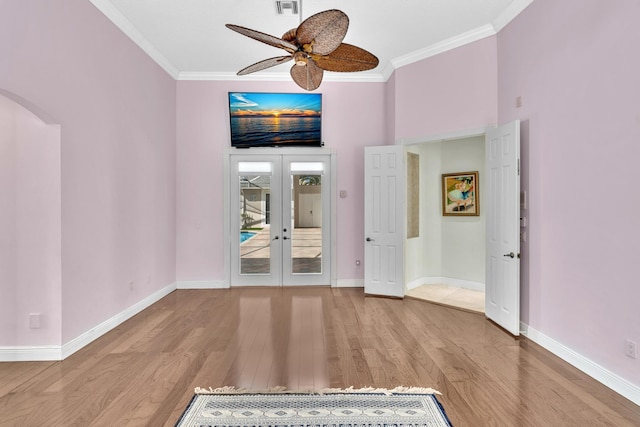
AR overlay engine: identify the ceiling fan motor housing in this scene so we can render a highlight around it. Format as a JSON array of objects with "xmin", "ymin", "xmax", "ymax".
[{"xmin": 293, "ymin": 51, "xmax": 308, "ymax": 66}]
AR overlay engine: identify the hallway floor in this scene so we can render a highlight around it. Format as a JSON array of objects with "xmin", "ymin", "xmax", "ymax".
[{"xmin": 406, "ymin": 284, "xmax": 485, "ymax": 313}]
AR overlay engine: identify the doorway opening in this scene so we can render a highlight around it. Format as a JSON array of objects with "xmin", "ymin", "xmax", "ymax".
[{"xmin": 403, "ymin": 134, "xmax": 486, "ymax": 313}]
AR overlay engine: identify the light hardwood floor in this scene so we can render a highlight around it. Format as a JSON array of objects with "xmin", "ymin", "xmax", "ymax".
[{"xmin": 0, "ymin": 287, "xmax": 638, "ymax": 426}]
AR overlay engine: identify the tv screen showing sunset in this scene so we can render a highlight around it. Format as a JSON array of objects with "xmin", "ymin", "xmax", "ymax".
[{"xmin": 228, "ymin": 92, "xmax": 322, "ymax": 147}]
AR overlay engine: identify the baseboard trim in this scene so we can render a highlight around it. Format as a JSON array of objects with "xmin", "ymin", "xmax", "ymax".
[
  {"xmin": 520, "ymin": 322, "xmax": 640, "ymax": 406},
  {"xmin": 0, "ymin": 346, "xmax": 62, "ymax": 362},
  {"xmin": 406, "ymin": 276, "xmax": 485, "ymax": 292},
  {"xmin": 1, "ymin": 282, "xmax": 178, "ymax": 362},
  {"xmin": 335, "ymin": 279, "xmax": 364, "ymax": 288},
  {"xmin": 176, "ymin": 280, "xmax": 227, "ymax": 289},
  {"xmin": 61, "ymin": 282, "xmax": 177, "ymax": 360}
]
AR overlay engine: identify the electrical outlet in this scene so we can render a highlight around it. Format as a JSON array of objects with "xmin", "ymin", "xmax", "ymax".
[
  {"xmin": 29, "ymin": 313, "xmax": 41, "ymax": 329},
  {"xmin": 625, "ymin": 339, "xmax": 637, "ymax": 359}
]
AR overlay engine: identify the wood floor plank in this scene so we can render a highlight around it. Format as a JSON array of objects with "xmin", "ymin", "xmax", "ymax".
[{"xmin": 0, "ymin": 287, "xmax": 638, "ymax": 427}]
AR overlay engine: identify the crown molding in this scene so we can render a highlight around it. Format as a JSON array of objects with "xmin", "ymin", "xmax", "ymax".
[
  {"xmin": 88, "ymin": 0, "xmax": 181, "ymax": 79},
  {"xmin": 492, "ymin": 0, "xmax": 535, "ymax": 32},
  {"xmin": 391, "ymin": 24, "xmax": 496, "ymax": 70},
  {"xmin": 177, "ymin": 71, "xmax": 385, "ymax": 83}
]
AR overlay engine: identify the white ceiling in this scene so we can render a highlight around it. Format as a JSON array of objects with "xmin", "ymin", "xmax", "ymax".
[{"xmin": 89, "ymin": 0, "xmax": 533, "ymax": 82}]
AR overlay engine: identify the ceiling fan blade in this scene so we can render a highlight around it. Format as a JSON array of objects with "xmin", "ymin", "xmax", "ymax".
[
  {"xmin": 237, "ymin": 56, "xmax": 293, "ymax": 75},
  {"xmin": 290, "ymin": 60, "xmax": 324, "ymax": 91},
  {"xmin": 312, "ymin": 43, "xmax": 379, "ymax": 72},
  {"xmin": 296, "ymin": 9, "xmax": 348, "ymax": 56},
  {"xmin": 226, "ymin": 24, "xmax": 297, "ymax": 53}
]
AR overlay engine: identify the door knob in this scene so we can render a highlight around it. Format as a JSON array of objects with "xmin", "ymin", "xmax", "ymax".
[
  {"xmin": 283, "ymin": 236, "xmax": 289, "ymax": 240},
  {"xmin": 273, "ymin": 236, "xmax": 279, "ymax": 240},
  {"xmin": 366, "ymin": 237, "xmax": 374, "ymax": 242},
  {"xmin": 503, "ymin": 252, "xmax": 515, "ymax": 258}
]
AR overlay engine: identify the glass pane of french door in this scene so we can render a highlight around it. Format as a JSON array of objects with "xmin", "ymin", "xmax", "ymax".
[
  {"xmin": 239, "ymin": 173, "xmax": 271, "ymax": 275},
  {"xmin": 290, "ymin": 173, "xmax": 322, "ymax": 274}
]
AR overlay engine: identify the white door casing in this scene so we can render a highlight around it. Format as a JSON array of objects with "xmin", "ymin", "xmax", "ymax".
[
  {"xmin": 485, "ymin": 121, "xmax": 521, "ymax": 335},
  {"xmin": 364, "ymin": 145, "xmax": 405, "ymax": 298}
]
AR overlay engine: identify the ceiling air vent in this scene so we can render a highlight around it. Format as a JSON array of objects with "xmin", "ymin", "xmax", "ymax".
[{"xmin": 275, "ymin": 0, "xmax": 299, "ymax": 15}]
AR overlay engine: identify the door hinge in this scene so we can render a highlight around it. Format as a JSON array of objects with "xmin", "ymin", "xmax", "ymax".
[{"xmin": 517, "ymin": 158, "xmax": 520, "ymax": 176}]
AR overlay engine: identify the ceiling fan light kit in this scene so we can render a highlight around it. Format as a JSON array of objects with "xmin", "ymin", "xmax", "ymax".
[{"xmin": 226, "ymin": 9, "xmax": 379, "ymax": 91}]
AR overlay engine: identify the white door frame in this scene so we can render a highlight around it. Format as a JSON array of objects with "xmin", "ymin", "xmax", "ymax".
[{"xmin": 223, "ymin": 147, "xmax": 336, "ymax": 288}]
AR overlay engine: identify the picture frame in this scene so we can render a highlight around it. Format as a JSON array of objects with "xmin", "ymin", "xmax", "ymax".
[{"xmin": 442, "ymin": 171, "xmax": 479, "ymax": 216}]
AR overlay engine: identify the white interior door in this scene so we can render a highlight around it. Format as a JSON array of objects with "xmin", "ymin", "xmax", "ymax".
[
  {"xmin": 364, "ymin": 145, "xmax": 405, "ymax": 297},
  {"xmin": 229, "ymin": 153, "xmax": 331, "ymax": 287},
  {"xmin": 485, "ymin": 121, "xmax": 521, "ymax": 335}
]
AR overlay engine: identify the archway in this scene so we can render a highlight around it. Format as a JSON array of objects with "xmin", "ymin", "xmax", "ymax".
[{"xmin": 0, "ymin": 90, "xmax": 62, "ymax": 360}]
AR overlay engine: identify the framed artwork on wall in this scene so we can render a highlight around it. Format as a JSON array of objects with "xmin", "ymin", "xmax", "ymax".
[{"xmin": 442, "ymin": 171, "xmax": 479, "ymax": 216}]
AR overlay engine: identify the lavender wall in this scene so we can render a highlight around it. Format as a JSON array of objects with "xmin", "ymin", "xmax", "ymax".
[
  {"xmin": 0, "ymin": 0, "xmax": 177, "ymax": 345},
  {"xmin": 394, "ymin": 36, "xmax": 498, "ymax": 139},
  {"xmin": 498, "ymin": 0, "xmax": 640, "ymax": 386},
  {"xmin": 176, "ymin": 81, "xmax": 386, "ymax": 284},
  {"xmin": 0, "ymin": 94, "xmax": 62, "ymax": 346}
]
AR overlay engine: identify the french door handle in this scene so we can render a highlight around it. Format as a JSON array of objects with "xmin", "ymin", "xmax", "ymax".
[
  {"xmin": 283, "ymin": 236, "xmax": 289, "ymax": 240},
  {"xmin": 273, "ymin": 236, "xmax": 279, "ymax": 240},
  {"xmin": 366, "ymin": 237, "xmax": 374, "ymax": 242},
  {"xmin": 503, "ymin": 252, "xmax": 515, "ymax": 258}
]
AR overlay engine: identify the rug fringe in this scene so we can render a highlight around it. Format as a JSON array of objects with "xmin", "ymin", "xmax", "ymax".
[{"xmin": 194, "ymin": 385, "xmax": 441, "ymax": 396}]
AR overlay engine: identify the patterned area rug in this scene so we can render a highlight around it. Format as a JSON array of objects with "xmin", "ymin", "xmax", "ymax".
[{"xmin": 175, "ymin": 387, "xmax": 452, "ymax": 427}]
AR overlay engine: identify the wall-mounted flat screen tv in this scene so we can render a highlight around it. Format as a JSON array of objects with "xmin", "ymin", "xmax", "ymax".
[{"xmin": 228, "ymin": 92, "xmax": 322, "ymax": 148}]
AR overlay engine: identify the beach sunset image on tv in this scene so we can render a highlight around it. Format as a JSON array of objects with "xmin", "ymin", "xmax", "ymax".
[{"xmin": 228, "ymin": 92, "xmax": 322, "ymax": 147}]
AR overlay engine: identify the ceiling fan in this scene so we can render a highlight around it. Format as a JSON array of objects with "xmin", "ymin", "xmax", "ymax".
[{"xmin": 226, "ymin": 9, "xmax": 379, "ymax": 91}]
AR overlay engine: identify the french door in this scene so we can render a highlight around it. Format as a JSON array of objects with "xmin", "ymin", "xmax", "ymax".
[{"xmin": 228, "ymin": 153, "xmax": 331, "ymax": 286}]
